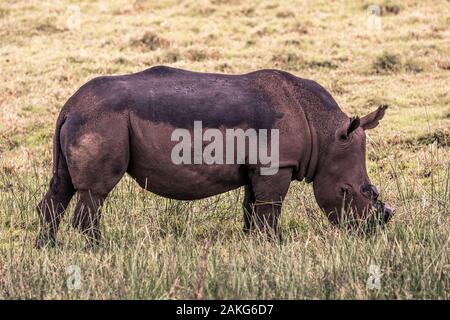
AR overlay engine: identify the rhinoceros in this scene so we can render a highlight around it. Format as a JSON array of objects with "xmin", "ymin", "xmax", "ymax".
[{"xmin": 36, "ymin": 66, "xmax": 392, "ymax": 247}]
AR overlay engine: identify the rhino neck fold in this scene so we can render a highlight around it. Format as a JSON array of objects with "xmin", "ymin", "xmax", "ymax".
[{"xmin": 304, "ymin": 113, "xmax": 319, "ymax": 183}]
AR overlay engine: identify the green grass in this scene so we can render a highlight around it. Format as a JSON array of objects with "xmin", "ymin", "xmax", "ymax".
[{"xmin": 0, "ymin": 0, "xmax": 449, "ymax": 299}]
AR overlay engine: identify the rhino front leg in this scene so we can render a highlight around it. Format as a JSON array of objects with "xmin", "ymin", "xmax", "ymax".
[
  {"xmin": 242, "ymin": 184, "xmax": 256, "ymax": 234},
  {"xmin": 249, "ymin": 167, "xmax": 293, "ymax": 241}
]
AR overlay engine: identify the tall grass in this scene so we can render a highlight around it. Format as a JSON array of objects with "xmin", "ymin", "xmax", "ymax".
[{"xmin": 0, "ymin": 144, "xmax": 448, "ymax": 299}]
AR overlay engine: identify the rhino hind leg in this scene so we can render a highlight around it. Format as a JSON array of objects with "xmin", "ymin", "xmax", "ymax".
[
  {"xmin": 64, "ymin": 117, "xmax": 130, "ymax": 247},
  {"xmin": 36, "ymin": 166, "xmax": 75, "ymax": 248},
  {"xmin": 71, "ymin": 190, "xmax": 106, "ymax": 247},
  {"xmin": 68, "ymin": 152, "xmax": 128, "ymax": 247},
  {"xmin": 248, "ymin": 167, "xmax": 293, "ymax": 241}
]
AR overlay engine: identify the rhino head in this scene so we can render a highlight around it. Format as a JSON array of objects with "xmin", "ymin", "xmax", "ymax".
[{"xmin": 313, "ymin": 105, "xmax": 393, "ymax": 229}]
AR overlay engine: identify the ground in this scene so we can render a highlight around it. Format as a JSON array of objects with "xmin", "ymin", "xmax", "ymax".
[{"xmin": 0, "ymin": 0, "xmax": 448, "ymax": 299}]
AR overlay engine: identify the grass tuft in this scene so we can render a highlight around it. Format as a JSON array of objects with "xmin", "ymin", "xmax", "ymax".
[
  {"xmin": 416, "ymin": 129, "xmax": 449, "ymax": 148},
  {"xmin": 372, "ymin": 52, "xmax": 402, "ymax": 74},
  {"xmin": 131, "ymin": 31, "xmax": 171, "ymax": 50}
]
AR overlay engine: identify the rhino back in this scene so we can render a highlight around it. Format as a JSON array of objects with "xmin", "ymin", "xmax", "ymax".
[{"xmin": 84, "ymin": 66, "xmax": 282, "ymax": 130}]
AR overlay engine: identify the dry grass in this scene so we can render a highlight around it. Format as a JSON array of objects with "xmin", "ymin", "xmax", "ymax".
[{"xmin": 0, "ymin": 0, "xmax": 449, "ymax": 299}]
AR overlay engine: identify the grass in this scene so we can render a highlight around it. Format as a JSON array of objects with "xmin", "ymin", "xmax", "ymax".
[{"xmin": 0, "ymin": 0, "xmax": 449, "ymax": 299}]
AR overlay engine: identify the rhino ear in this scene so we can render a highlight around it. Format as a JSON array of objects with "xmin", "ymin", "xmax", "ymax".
[
  {"xmin": 337, "ymin": 116, "xmax": 360, "ymax": 140},
  {"xmin": 360, "ymin": 105, "xmax": 388, "ymax": 130}
]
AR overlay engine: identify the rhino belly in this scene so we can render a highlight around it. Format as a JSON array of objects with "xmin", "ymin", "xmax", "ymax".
[{"xmin": 126, "ymin": 119, "xmax": 247, "ymax": 200}]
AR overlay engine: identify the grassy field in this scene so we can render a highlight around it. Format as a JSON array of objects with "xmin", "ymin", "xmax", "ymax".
[{"xmin": 0, "ymin": 0, "xmax": 449, "ymax": 299}]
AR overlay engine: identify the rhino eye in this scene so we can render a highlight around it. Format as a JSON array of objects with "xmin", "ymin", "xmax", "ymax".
[
  {"xmin": 339, "ymin": 133, "xmax": 355, "ymax": 144},
  {"xmin": 361, "ymin": 184, "xmax": 380, "ymax": 200},
  {"xmin": 340, "ymin": 185, "xmax": 352, "ymax": 196}
]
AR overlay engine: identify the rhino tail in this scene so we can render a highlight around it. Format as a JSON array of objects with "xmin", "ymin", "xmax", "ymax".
[{"xmin": 50, "ymin": 114, "xmax": 67, "ymax": 193}]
